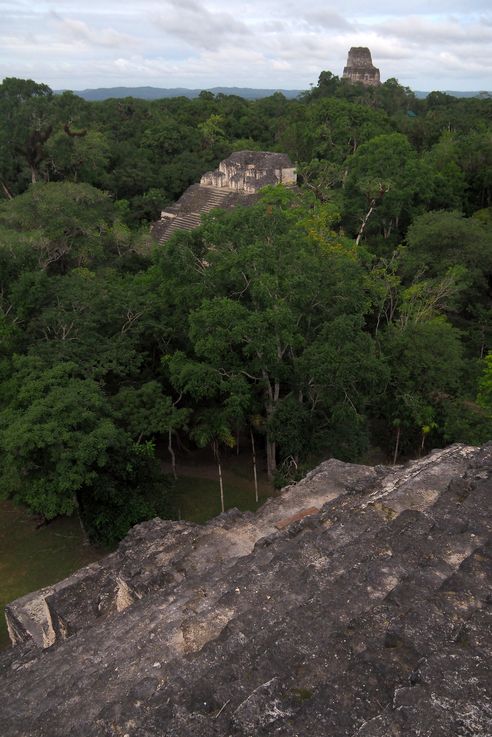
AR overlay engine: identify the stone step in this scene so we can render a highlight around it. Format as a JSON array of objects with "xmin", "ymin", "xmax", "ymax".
[
  {"xmin": 152, "ymin": 186, "xmax": 245, "ymax": 245},
  {"xmin": 153, "ymin": 535, "xmax": 490, "ymax": 737},
  {"xmin": 1, "ymin": 446, "xmax": 491, "ymax": 737},
  {"xmin": 169, "ymin": 213, "xmax": 202, "ymax": 228},
  {"xmin": 158, "ymin": 214, "xmax": 203, "ymax": 243}
]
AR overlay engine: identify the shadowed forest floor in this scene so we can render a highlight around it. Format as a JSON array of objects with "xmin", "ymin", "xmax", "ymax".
[{"xmin": 163, "ymin": 447, "xmax": 274, "ymax": 523}]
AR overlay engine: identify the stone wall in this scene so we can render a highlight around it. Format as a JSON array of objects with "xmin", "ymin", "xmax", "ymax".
[
  {"xmin": 343, "ymin": 46, "xmax": 381, "ymax": 87},
  {"xmin": 200, "ymin": 150, "xmax": 297, "ymax": 193}
]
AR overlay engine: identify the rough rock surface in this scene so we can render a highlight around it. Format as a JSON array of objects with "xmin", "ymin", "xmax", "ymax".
[
  {"xmin": 1, "ymin": 444, "xmax": 491, "ymax": 737},
  {"xmin": 343, "ymin": 47, "xmax": 381, "ymax": 86}
]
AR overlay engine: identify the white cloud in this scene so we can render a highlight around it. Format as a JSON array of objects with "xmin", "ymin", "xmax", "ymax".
[
  {"xmin": 50, "ymin": 12, "xmax": 137, "ymax": 49},
  {"xmin": 303, "ymin": 9, "xmax": 354, "ymax": 31},
  {"xmin": 153, "ymin": 0, "xmax": 251, "ymax": 51},
  {"xmin": 0, "ymin": 0, "xmax": 490, "ymax": 91},
  {"xmin": 377, "ymin": 15, "xmax": 492, "ymax": 46}
]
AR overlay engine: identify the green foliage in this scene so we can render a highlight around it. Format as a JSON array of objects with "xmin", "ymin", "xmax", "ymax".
[
  {"xmin": 0, "ymin": 360, "xmax": 122, "ymax": 518},
  {"xmin": 405, "ymin": 210, "xmax": 492, "ymax": 281},
  {"xmin": 111, "ymin": 381, "xmax": 189, "ymax": 442},
  {"xmin": 443, "ymin": 399, "xmax": 492, "ymax": 446},
  {"xmin": 0, "ymin": 77, "xmax": 54, "ymax": 192},
  {"xmin": 344, "ymin": 133, "xmax": 426, "ymax": 244},
  {"xmin": 79, "ymin": 440, "xmax": 172, "ymax": 545},
  {"xmin": 1, "ymin": 76, "xmax": 491, "ymax": 540},
  {"xmin": 478, "ymin": 353, "xmax": 492, "ymax": 412},
  {"xmin": 0, "ymin": 182, "xmax": 115, "ymax": 272}
]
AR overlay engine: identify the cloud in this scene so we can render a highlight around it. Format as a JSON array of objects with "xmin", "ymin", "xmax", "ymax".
[
  {"xmin": 153, "ymin": 0, "xmax": 251, "ymax": 51},
  {"xmin": 303, "ymin": 9, "xmax": 354, "ymax": 31},
  {"xmin": 50, "ymin": 12, "xmax": 136, "ymax": 49},
  {"xmin": 377, "ymin": 15, "xmax": 492, "ymax": 46},
  {"xmin": 0, "ymin": 1, "xmax": 491, "ymax": 91}
]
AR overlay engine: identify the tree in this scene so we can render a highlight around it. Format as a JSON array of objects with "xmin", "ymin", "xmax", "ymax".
[
  {"xmin": 0, "ymin": 182, "xmax": 115, "ymax": 272},
  {"xmin": 378, "ymin": 317, "xmax": 464, "ymax": 458},
  {"xmin": 405, "ymin": 210, "xmax": 492, "ymax": 280},
  {"xmin": 403, "ymin": 210, "xmax": 492, "ymax": 357},
  {"xmin": 308, "ymin": 71, "xmax": 341, "ymax": 100},
  {"xmin": 478, "ymin": 353, "xmax": 492, "ymax": 412},
  {"xmin": 421, "ymin": 132, "xmax": 466, "ymax": 211},
  {"xmin": 0, "ymin": 357, "xmax": 171, "ymax": 542},
  {"xmin": 0, "ymin": 360, "xmax": 122, "ymax": 520},
  {"xmin": 45, "ymin": 129, "xmax": 111, "ymax": 186},
  {"xmin": 0, "ymin": 78, "xmax": 56, "ymax": 193},
  {"xmin": 304, "ymin": 98, "xmax": 391, "ymax": 164},
  {"xmin": 375, "ymin": 78, "xmax": 417, "ymax": 116},
  {"xmin": 111, "ymin": 381, "xmax": 189, "ymax": 478},
  {"xmin": 162, "ymin": 188, "xmax": 377, "ymax": 478},
  {"xmin": 343, "ymin": 133, "xmax": 425, "ymax": 244},
  {"xmin": 166, "ymin": 352, "xmax": 245, "ymax": 510}
]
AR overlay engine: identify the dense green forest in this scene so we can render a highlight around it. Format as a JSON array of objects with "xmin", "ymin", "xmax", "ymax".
[{"xmin": 0, "ymin": 73, "xmax": 491, "ymax": 543}]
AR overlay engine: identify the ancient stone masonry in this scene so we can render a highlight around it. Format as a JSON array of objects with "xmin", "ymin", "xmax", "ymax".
[
  {"xmin": 1, "ymin": 444, "xmax": 491, "ymax": 736},
  {"xmin": 200, "ymin": 151, "xmax": 296, "ymax": 193},
  {"xmin": 343, "ymin": 47, "xmax": 381, "ymax": 87},
  {"xmin": 151, "ymin": 150, "xmax": 296, "ymax": 244}
]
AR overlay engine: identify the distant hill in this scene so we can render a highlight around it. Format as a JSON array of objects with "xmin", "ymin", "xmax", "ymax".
[
  {"xmin": 415, "ymin": 90, "xmax": 491, "ymax": 99},
  {"xmin": 55, "ymin": 86, "xmax": 491, "ymax": 103},
  {"xmin": 55, "ymin": 86, "xmax": 305, "ymax": 101}
]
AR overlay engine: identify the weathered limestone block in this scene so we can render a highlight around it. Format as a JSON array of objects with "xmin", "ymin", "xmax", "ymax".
[
  {"xmin": 200, "ymin": 151, "xmax": 296, "ymax": 192},
  {"xmin": 1, "ymin": 444, "xmax": 491, "ymax": 737}
]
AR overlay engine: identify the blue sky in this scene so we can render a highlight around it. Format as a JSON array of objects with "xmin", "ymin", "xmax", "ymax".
[{"xmin": 1, "ymin": 0, "xmax": 491, "ymax": 91}]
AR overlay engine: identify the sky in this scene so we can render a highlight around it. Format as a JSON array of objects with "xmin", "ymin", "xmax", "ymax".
[{"xmin": 1, "ymin": 0, "xmax": 491, "ymax": 92}]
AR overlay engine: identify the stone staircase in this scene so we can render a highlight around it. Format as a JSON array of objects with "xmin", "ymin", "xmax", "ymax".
[
  {"xmin": 1, "ymin": 445, "xmax": 491, "ymax": 737},
  {"xmin": 155, "ymin": 187, "xmax": 235, "ymax": 244}
]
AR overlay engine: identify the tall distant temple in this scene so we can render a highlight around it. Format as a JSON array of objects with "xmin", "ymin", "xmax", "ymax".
[{"xmin": 342, "ymin": 47, "xmax": 381, "ymax": 87}]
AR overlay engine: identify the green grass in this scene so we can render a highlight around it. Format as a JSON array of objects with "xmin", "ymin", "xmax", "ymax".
[
  {"xmin": 172, "ymin": 471, "xmax": 271, "ymax": 524},
  {"xmin": 0, "ymin": 501, "xmax": 104, "ymax": 650}
]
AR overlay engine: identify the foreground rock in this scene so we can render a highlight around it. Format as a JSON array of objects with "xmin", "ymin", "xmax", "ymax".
[{"xmin": 1, "ymin": 444, "xmax": 491, "ymax": 736}]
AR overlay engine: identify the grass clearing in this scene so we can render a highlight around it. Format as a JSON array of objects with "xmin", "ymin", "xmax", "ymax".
[
  {"xmin": 0, "ymin": 501, "xmax": 104, "ymax": 650},
  {"xmin": 172, "ymin": 469, "xmax": 272, "ymax": 524}
]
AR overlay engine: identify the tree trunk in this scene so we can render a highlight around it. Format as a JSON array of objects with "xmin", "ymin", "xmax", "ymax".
[
  {"xmin": 74, "ymin": 493, "xmax": 90, "ymax": 546},
  {"xmin": 214, "ymin": 441, "xmax": 225, "ymax": 514},
  {"xmin": 266, "ymin": 436, "xmax": 276, "ymax": 481},
  {"xmin": 250, "ymin": 427, "xmax": 259, "ymax": 503},
  {"xmin": 168, "ymin": 428, "xmax": 177, "ymax": 480},
  {"xmin": 392, "ymin": 425, "xmax": 401, "ymax": 466},
  {"xmin": 0, "ymin": 180, "xmax": 13, "ymax": 200},
  {"xmin": 356, "ymin": 198, "xmax": 376, "ymax": 245},
  {"xmin": 265, "ymin": 393, "xmax": 277, "ymax": 481}
]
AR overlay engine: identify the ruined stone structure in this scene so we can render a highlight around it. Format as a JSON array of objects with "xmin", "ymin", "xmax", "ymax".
[
  {"xmin": 1, "ymin": 443, "xmax": 491, "ymax": 736},
  {"xmin": 151, "ymin": 151, "xmax": 296, "ymax": 245},
  {"xmin": 343, "ymin": 47, "xmax": 381, "ymax": 87},
  {"xmin": 200, "ymin": 151, "xmax": 296, "ymax": 193}
]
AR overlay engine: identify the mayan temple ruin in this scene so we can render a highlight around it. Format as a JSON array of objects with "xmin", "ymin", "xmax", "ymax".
[
  {"xmin": 151, "ymin": 151, "xmax": 296, "ymax": 244},
  {"xmin": 342, "ymin": 47, "xmax": 381, "ymax": 86}
]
